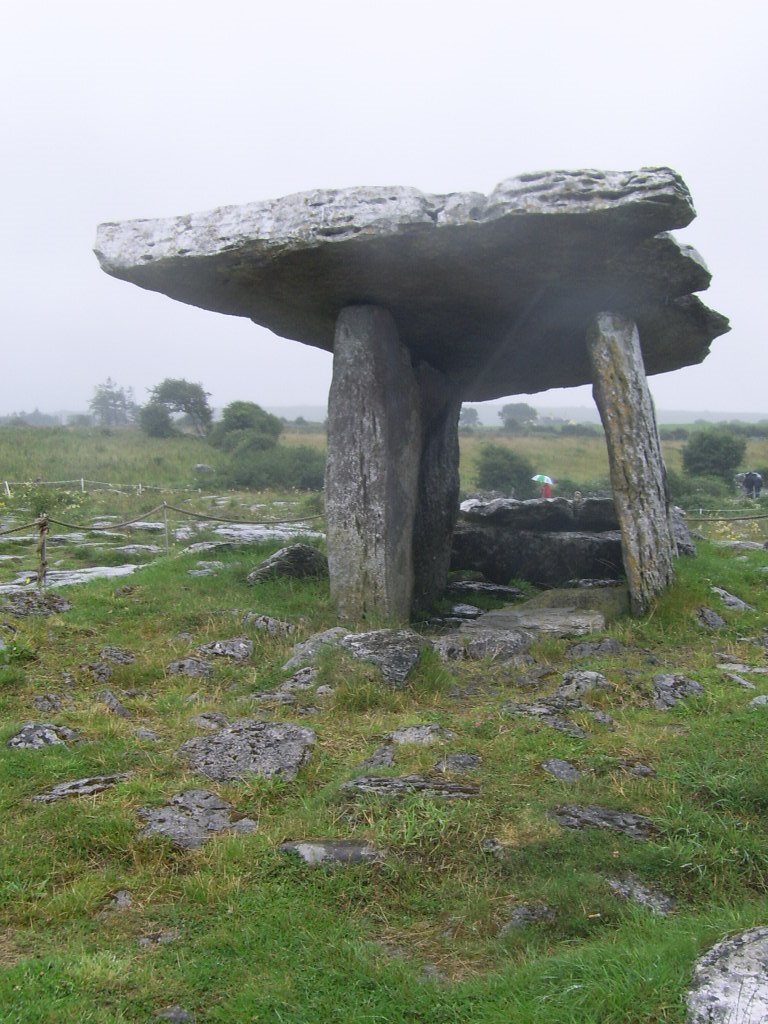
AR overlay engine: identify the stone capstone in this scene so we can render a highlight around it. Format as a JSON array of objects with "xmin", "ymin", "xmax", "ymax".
[
  {"xmin": 686, "ymin": 927, "xmax": 768, "ymax": 1024},
  {"xmin": 137, "ymin": 789, "xmax": 257, "ymax": 850},
  {"xmin": 177, "ymin": 720, "xmax": 316, "ymax": 781},
  {"xmin": 246, "ymin": 544, "xmax": 328, "ymax": 584}
]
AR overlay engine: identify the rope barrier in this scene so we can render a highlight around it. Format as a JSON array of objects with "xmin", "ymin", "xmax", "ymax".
[
  {"xmin": 0, "ymin": 520, "xmax": 43, "ymax": 537},
  {"xmin": 687, "ymin": 513, "xmax": 768, "ymax": 523}
]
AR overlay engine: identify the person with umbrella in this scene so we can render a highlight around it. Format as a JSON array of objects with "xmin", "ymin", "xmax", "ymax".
[{"xmin": 532, "ymin": 474, "xmax": 554, "ymax": 498}]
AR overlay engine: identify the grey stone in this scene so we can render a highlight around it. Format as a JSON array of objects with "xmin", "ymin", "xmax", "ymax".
[
  {"xmin": 459, "ymin": 627, "xmax": 533, "ymax": 662},
  {"xmin": 83, "ymin": 661, "xmax": 113, "ymax": 683},
  {"xmin": 652, "ymin": 673, "xmax": 704, "ymax": 709},
  {"xmin": 459, "ymin": 496, "xmax": 619, "ymax": 532},
  {"xmin": 134, "ymin": 728, "xmax": 161, "ymax": 741},
  {"xmin": 138, "ymin": 930, "xmax": 179, "ymax": 947},
  {"xmin": 177, "ymin": 720, "xmax": 316, "ymax": 781},
  {"xmin": 445, "ymin": 581, "xmax": 524, "ymax": 600},
  {"xmin": 32, "ymin": 693, "xmax": 69, "ymax": 713},
  {"xmin": 281, "ymin": 667, "xmax": 317, "ymax": 691},
  {"xmin": 359, "ymin": 745, "xmax": 396, "ymax": 769},
  {"xmin": 670, "ymin": 506, "xmax": 696, "ymax": 556},
  {"xmin": 723, "ymin": 671, "xmax": 757, "ymax": 689},
  {"xmin": 246, "ymin": 544, "xmax": 328, "ymax": 584},
  {"xmin": 619, "ymin": 761, "xmax": 656, "ymax": 778},
  {"xmin": 7, "ymin": 722, "xmax": 78, "ymax": 749},
  {"xmin": 155, "ymin": 1006, "xmax": 194, "ymax": 1022},
  {"xmin": 385, "ymin": 724, "xmax": 455, "ymax": 746},
  {"xmin": 502, "ymin": 699, "xmax": 589, "ymax": 739},
  {"xmin": 749, "ymin": 694, "xmax": 768, "ymax": 707},
  {"xmin": 696, "ymin": 607, "xmax": 727, "ymax": 630},
  {"xmin": 190, "ymin": 712, "xmax": 228, "ymax": 730},
  {"xmin": 250, "ymin": 690, "xmax": 297, "ymax": 705},
  {"xmin": 32, "ymin": 773, "xmax": 132, "ymax": 803},
  {"xmin": 113, "ymin": 544, "xmax": 162, "ymax": 555},
  {"xmin": 606, "ymin": 875, "xmax": 675, "ymax": 915},
  {"xmin": 167, "ymin": 657, "xmax": 213, "ymax": 678},
  {"xmin": 197, "ymin": 636, "xmax": 253, "ymax": 662},
  {"xmin": 434, "ymin": 753, "xmax": 482, "ymax": 772},
  {"xmin": 469, "ymin": 606, "xmax": 607, "ymax": 638},
  {"xmin": 710, "ymin": 586, "xmax": 755, "ymax": 611},
  {"xmin": 449, "ymin": 603, "xmax": 482, "ymax": 619},
  {"xmin": 241, "ymin": 612, "xmax": 296, "ymax": 636},
  {"xmin": 338, "ymin": 629, "xmax": 429, "ymax": 685},
  {"xmin": 429, "ymin": 634, "xmax": 467, "ymax": 662},
  {"xmin": 541, "ymin": 758, "xmax": 582, "ymax": 782},
  {"xmin": 713, "ymin": 540, "xmax": 764, "ymax": 550},
  {"xmin": 279, "ymin": 840, "xmax": 386, "ymax": 865},
  {"xmin": 97, "ymin": 690, "xmax": 132, "ymax": 718},
  {"xmin": 99, "ymin": 646, "xmax": 136, "ymax": 665},
  {"xmin": 196, "ymin": 561, "xmax": 224, "ymax": 570},
  {"xmin": 342, "ymin": 775, "xmax": 479, "ymax": 799},
  {"xmin": 137, "ymin": 789, "xmax": 257, "ymax": 850},
  {"xmin": 555, "ymin": 670, "xmax": 613, "ymax": 699},
  {"xmin": 107, "ymin": 889, "xmax": 133, "ymax": 910},
  {"xmin": 686, "ymin": 926, "xmax": 768, "ymax": 1024},
  {"xmin": 716, "ymin": 663, "xmax": 768, "ymax": 675},
  {"xmin": 567, "ymin": 638, "xmax": 625, "ymax": 659},
  {"xmin": 282, "ymin": 627, "xmax": 348, "ymax": 671},
  {"xmin": 498, "ymin": 904, "xmax": 556, "ymax": 934},
  {"xmin": 0, "ymin": 591, "xmax": 72, "ymax": 616},
  {"xmin": 552, "ymin": 804, "xmax": 658, "ymax": 840}
]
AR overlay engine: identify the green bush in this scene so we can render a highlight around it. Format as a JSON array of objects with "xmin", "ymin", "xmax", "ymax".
[
  {"xmin": 225, "ymin": 444, "xmax": 326, "ymax": 490},
  {"xmin": 682, "ymin": 429, "xmax": 747, "ymax": 482},
  {"xmin": 475, "ymin": 444, "xmax": 536, "ymax": 497},
  {"xmin": 138, "ymin": 402, "xmax": 176, "ymax": 438},
  {"xmin": 209, "ymin": 402, "xmax": 283, "ymax": 450},
  {"xmin": 667, "ymin": 468, "xmax": 732, "ymax": 506}
]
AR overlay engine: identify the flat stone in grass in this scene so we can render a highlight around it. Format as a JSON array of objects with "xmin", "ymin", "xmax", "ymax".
[
  {"xmin": 134, "ymin": 728, "xmax": 161, "ymax": 741},
  {"xmin": 552, "ymin": 804, "xmax": 658, "ymax": 840},
  {"xmin": 710, "ymin": 586, "xmax": 755, "ymax": 612},
  {"xmin": 177, "ymin": 720, "xmax": 316, "ymax": 781},
  {"xmin": 99, "ymin": 646, "xmax": 136, "ymax": 665},
  {"xmin": 445, "ymin": 581, "xmax": 524, "ymax": 600},
  {"xmin": 542, "ymin": 758, "xmax": 582, "ymax": 782},
  {"xmin": 750, "ymin": 694, "xmax": 768, "ymax": 707},
  {"xmin": 652, "ymin": 673, "xmax": 704, "ymax": 709},
  {"xmin": 385, "ymin": 724, "xmax": 455, "ymax": 746},
  {"xmin": 723, "ymin": 671, "xmax": 757, "ymax": 689},
  {"xmin": 434, "ymin": 627, "xmax": 532, "ymax": 664},
  {"xmin": 137, "ymin": 789, "xmax": 257, "ymax": 850},
  {"xmin": 32, "ymin": 773, "xmax": 132, "ymax": 803},
  {"xmin": 7, "ymin": 722, "xmax": 78, "ymax": 749},
  {"xmin": 695, "ymin": 607, "xmax": 726, "ymax": 630},
  {"xmin": 97, "ymin": 690, "xmax": 132, "ymax": 718},
  {"xmin": 138, "ymin": 930, "xmax": 179, "ymax": 947},
  {"xmin": 167, "ymin": 656, "xmax": 213, "ymax": 678},
  {"xmin": 197, "ymin": 636, "xmax": 253, "ymax": 662},
  {"xmin": 32, "ymin": 693, "xmax": 71, "ymax": 713},
  {"xmin": 687, "ymin": 926, "xmax": 768, "ymax": 1024},
  {"xmin": 338, "ymin": 629, "xmax": 429, "ymax": 685},
  {"xmin": 434, "ymin": 752, "xmax": 482, "ymax": 772},
  {"xmin": 241, "ymin": 612, "xmax": 297, "ymax": 636},
  {"xmin": 279, "ymin": 840, "xmax": 387, "ymax": 865},
  {"xmin": 0, "ymin": 591, "xmax": 72, "ymax": 617},
  {"xmin": 282, "ymin": 627, "xmax": 348, "ymax": 671},
  {"xmin": 554, "ymin": 670, "xmax": 613, "ymax": 699},
  {"xmin": 606, "ymin": 875, "xmax": 675, "ymax": 915},
  {"xmin": 358, "ymin": 745, "xmax": 396, "ymax": 769},
  {"xmin": 155, "ymin": 1006, "xmax": 194, "ymax": 1023},
  {"xmin": 246, "ymin": 544, "xmax": 328, "ymax": 584},
  {"xmin": 498, "ymin": 904, "xmax": 556, "ymax": 934},
  {"xmin": 342, "ymin": 774, "xmax": 479, "ymax": 799},
  {"xmin": 502, "ymin": 695, "xmax": 615, "ymax": 738}
]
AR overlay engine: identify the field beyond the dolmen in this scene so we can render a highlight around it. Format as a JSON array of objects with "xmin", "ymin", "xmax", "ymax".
[{"xmin": 0, "ymin": 427, "xmax": 767, "ymax": 1023}]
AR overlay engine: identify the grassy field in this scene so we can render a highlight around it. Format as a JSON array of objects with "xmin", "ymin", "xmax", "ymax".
[{"xmin": 0, "ymin": 453, "xmax": 767, "ymax": 1020}]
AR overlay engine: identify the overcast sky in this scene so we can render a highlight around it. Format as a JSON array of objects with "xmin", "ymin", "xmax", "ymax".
[{"xmin": 2, "ymin": 0, "xmax": 765, "ymax": 417}]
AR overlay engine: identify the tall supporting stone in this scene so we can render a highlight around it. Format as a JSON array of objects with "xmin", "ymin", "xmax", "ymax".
[
  {"xmin": 411, "ymin": 364, "xmax": 463, "ymax": 616},
  {"xmin": 587, "ymin": 312, "xmax": 676, "ymax": 616},
  {"xmin": 325, "ymin": 305, "xmax": 421, "ymax": 622}
]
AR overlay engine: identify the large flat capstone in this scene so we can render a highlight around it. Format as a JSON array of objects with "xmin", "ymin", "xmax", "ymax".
[{"xmin": 94, "ymin": 168, "xmax": 728, "ymax": 400}]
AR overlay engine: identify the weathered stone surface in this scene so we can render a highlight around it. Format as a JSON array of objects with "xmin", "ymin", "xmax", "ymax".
[
  {"xmin": 342, "ymin": 775, "xmax": 479, "ymax": 799},
  {"xmin": 385, "ymin": 724, "xmax": 455, "ymax": 746},
  {"xmin": 541, "ymin": 758, "xmax": 582, "ymax": 782},
  {"xmin": 7, "ymin": 722, "xmax": 78, "ymax": 749},
  {"xmin": 671, "ymin": 506, "xmax": 696, "ymax": 556},
  {"xmin": 246, "ymin": 544, "xmax": 328, "ymax": 584},
  {"xmin": 0, "ymin": 591, "xmax": 72, "ymax": 617},
  {"xmin": 555, "ymin": 670, "xmax": 613, "ymax": 699},
  {"xmin": 686, "ymin": 927, "xmax": 768, "ymax": 1024},
  {"xmin": 326, "ymin": 306, "xmax": 421, "ymax": 622},
  {"xmin": 95, "ymin": 169, "xmax": 728, "ymax": 401},
  {"xmin": 606, "ymin": 875, "xmax": 675, "ymax": 915},
  {"xmin": 750, "ymin": 694, "xmax": 768, "ymax": 707},
  {"xmin": 241, "ymin": 612, "xmax": 296, "ymax": 636},
  {"xmin": 190, "ymin": 712, "xmax": 228, "ymax": 730},
  {"xmin": 456, "ymin": 627, "xmax": 533, "ymax": 661},
  {"xmin": 567, "ymin": 638, "xmax": 625, "ymax": 659},
  {"xmin": 444, "ymin": 580, "xmax": 524, "ymax": 600},
  {"xmin": 138, "ymin": 930, "xmax": 179, "ymax": 947},
  {"xmin": 503, "ymin": 699, "xmax": 589, "ymax": 739},
  {"xmin": 359, "ymin": 745, "xmax": 396, "ymax": 769},
  {"xmin": 177, "ymin": 720, "xmax": 316, "ymax": 781},
  {"xmin": 552, "ymin": 804, "xmax": 658, "ymax": 840},
  {"xmin": 197, "ymin": 637, "xmax": 253, "ymax": 662},
  {"xmin": 652, "ymin": 673, "xmax": 704, "ymax": 709},
  {"xmin": 469, "ymin": 606, "xmax": 607, "ymax": 637},
  {"xmin": 97, "ymin": 689, "xmax": 132, "ymax": 718},
  {"xmin": 137, "ymin": 789, "xmax": 257, "ymax": 850},
  {"xmin": 279, "ymin": 840, "xmax": 386, "ymax": 865},
  {"xmin": 32, "ymin": 773, "xmax": 132, "ymax": 803},
  {"xmin": 99, "ymin": 646, "xmax": 136, "ymax": 665},
  {"xmin": 155, "ymin": 1007, "xmax": 194, "ymax": 1023},
  {"xmin": 32, "ymin": 693, "xmax": 70, "ymax": 713},
  {"xmin": 337, "ymin": 629, "xmax": 428, "ymax": 685},
  {"xmin": 498, "ymin": 904, "xmax": 556, "ymax": 934},
  {"xmin": 434, "ymin": 753, "xmax": 482, "ymax": 772},
  {"xmin": 167, "ymin": 656, "xmax": 213, "ymax": 678},
  {"xmin": 459, "ymin": 496, "xmax": 619, "ymax": 532},
  {"xmin": 710, "ymin": 586, "xmax": 755, "ymax": 611},
  {"xmin": 696, "ymin": 607, "xmax": 726, "ymax": 630},
  {"xmin": 282, "ymin": 627, "xmax": 347, "ymax": 671},
  {"xmin": 588, "ymin": 312, "xmax": 676, "ymax": 616}
]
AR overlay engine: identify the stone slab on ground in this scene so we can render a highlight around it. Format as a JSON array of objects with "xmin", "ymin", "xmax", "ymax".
[
  {"xmin": 385, "ymin": 724, "xmax": 455, "ymax": 746},
  {"xmin": 652, "ymin": 673, "xmax": 704, "ymax": 709},
  {"xmin": 342, "ymin": 775, "xmax": 479, "ymax": 799},
  {"xmin": 178, "ymin": 720, "xmax": 316, "ymax": 781},
  {"xmin": 686, "ymin": 926, "xmax": 768, "ymax": 1024},
  {"xmin": 32, "ymin": 773, "xmax": 132, "ymax": 803},
  {"xmin": 468, "ymin": 606, "xmax": 607, "ymax": 637},
  {"xmin": 552, "ymin": 804, "xmax": 658, "ymax": 840},
  {"xmin": 279, "ymin": 840, "xmax": 387, "ymax": 865},
  {"xmin": 137, "ymin": 789, "xmax": 257, "ymax": 850},
  {"xmin": 247, "ymin": 544, "xmax": 328, "ymax": 584},
  {"xmin": 606, "ymin": 875, "xmax": 676, "ymax": 915},
  {"xmin": 7, "ymin": 722, "xmax": 78, "ymax": 749},
  {"xmin": 338, "ymin": 629, "xmax": 429, "ymax": 685}
]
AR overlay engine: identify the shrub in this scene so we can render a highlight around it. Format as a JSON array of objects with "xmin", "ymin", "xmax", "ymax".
[
  {"xmin": 666, "ymin": 469, "xmax": 732, "ymax": 506},
  {"xmin": 139, "ymin": 402, "xmax": 176, "ymax": 438},
  {"xmin": 209, "ymin": 402, "xmax": 282, "ymax": 450},
  {"xmin": 475, "ymin": 444, "xmax": 536, "ymax": 497},
  {"xmin": 682, "ymin": 430, "xmax": 747, "ymax": 482},
  {"xmin": 225, "ymin": 444, "xmax": 326, "ymax": 490}
]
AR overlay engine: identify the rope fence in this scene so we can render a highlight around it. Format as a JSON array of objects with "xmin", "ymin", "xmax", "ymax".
[{"xmin": 2, "ymin": 478, "xmax": 203, "ymax": 497}]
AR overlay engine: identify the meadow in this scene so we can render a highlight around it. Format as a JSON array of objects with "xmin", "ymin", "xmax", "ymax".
[{"xmin": 0, "ymin": 426, "xmax": 766, "ymax": 1023}]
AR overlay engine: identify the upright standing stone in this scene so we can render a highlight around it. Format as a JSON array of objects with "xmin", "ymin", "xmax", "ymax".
[
  {"xmin": 326, "ymin": 306, "xmax": 421, "ymax": 622},
  {"xmin": 587, "ymin": 313, "xmax": 675, "ymax": 615}
]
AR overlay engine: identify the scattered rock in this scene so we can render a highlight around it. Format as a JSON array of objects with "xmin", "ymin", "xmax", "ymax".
[
  {"xmin": 241, "ymin": 612, "xmax": 297, "ymax": 635},
  {"xmin": 498, "ymin": 904, "xmax": 556, "ymax": 934},
  {"xmin": 195, "ymin": 560, "xmax": 224, "ymax": 570},
  {"xmin": 618, "ymin": 761, "xmax": 655, "ymax": 778},
  {"xmin": 542, "ymin": 758, "xmax": 582, "ymax": 782},
  {"xmin": 338, "ymin": 629, "xmax": 429, "ymax": 685},
  {"xmin": 606, "ymin": 875, "xmax": 675, "ymax": 915},
  {"xmin": 178, "ymin": 720, "xmax": 316, "ymax": 781},
  {"xmin": 358, "ymin": 745, "xmax": 395, "ymax": 769},
  {"xmin": 155, "ymin": 1006, "xmax": 195, "ymax": 1023},
  {"xmin": 342, "ymin": 775, "xmax": 478, "ymax": 799},
  {"xmin": 687, "ymin": 926, "xmax": 768, "ymax": 1024},
  {"xmin": 716, "ymin": 663, "xmax": 768, "ymax": 675},
  {"xmin": 134, "ymin": 728, "xmax": 161, "ymax": 741},
  {"xmin": 100, "ymin": 645, "xmax": 136, "ymax": 665},
  {"xmin": 106, "ymin": 889, "xmax": 133, "ymax": 910},
  {"xmin": 449, "ymin": 603, "xmax": 482, "ymax": 619},
  {"xmin": 32, "ymin": 773, "xmax": 132, "ymax": 803},
  {"xmin": 189, "ymin": 712, "xmax": 228, "ymax": 730},
  {"xmin": 723, "ymin": 671, "xmax": 756, "ymax": 689},
  {"xmin": 279, "ymin": 840, "xmax": 386, "ymax": 865},
  {"xmin": 137, "ymin": 789, "xmax": 257, "ymax": 850},
  {"xmin": 502, "ymin": 698, "xmax": 596, "ymax": 739},
  {"xmin": 710, "ymin": 586, "xmax": 755, "ymax": 611},
  {"xmin": 113, "ymin": 544, "xmax": 162, "ymax": 555},
  {"xmin": 82, "ymin": 661, "xmax": 113, "ymax": 682},
  {"xmin": 138, "ymin": 930, "xmax": 179, "ymax": 947},
  {"xmin": 97, "ymin": 690, "xmax": 132, "ymax": 718},
  {"xmin": 7, "ymin": 722, "xmax": 78, "ymax": 749},
  {"xmin": 429, "ymin": 635, "xmax": 467, "ymax": 661},
  {"xmin": 457, "ymin": 627, "xmax": 533, "ymax": 662},
  {"xmin": 695, "ymin": 607, "xmax": 726, "ymax": 630},
  {"xmin": 652, "ymin": 673, "xmax": 704, "ymax": 709},
  {"xmin": 282, "ymin": 627, "xmax": 348, "ymax": 671},
  {"xmin": 749, "ymin": 694, "xmax": 768, "ymax": 707},
  {"xmin": 197, "ymin": 637, "xmax": 253, "ymax": 662},
  {"xmin": 247, "ymin": 544, "xmax": 328, "ymax": 584},
  {"xmin": 32, "ymin": 693, "xmax": 70, "ymax": 713},
  {"xmin": 554, "ymin": 670, "xmax": 613, "ymax": 699},
  {"xmin": 167, "ymin": 657, "xmax": 213, "ymax": 678},
  {"xmin": 552, "ymin": 804, "xmax": 658, "ymax": 840},
  {"xmin": 434, "ymin": 753, "xmax": 481, "ymax": 772},
  {"xmin": 566, "ymin": 638, "xmax": 625, "ymax": 659},
  {"xmin": 385, "ymin": 724, "xmax": 455, "ymax": 746},
  {"xmin": 249, "ymin": 691, "xmax": 297, "ymax": 705},
  {"xmin": 713, "ymin": 540, "xmax": 764, "ymax": 550},
  {"xmin": 0, "ymin": 591, "xmax": 72, "ymax": 617}
]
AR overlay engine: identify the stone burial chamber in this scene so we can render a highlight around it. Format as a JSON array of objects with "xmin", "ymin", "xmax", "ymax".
[{"xmin": 95, "ymin": 167, "xmax": 728, "ymax": 621}]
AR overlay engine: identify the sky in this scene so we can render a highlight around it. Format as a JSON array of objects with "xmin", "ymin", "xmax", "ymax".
[{"xmin": 1, "ymin": 0, "xmax": 765, "ymax": 418}]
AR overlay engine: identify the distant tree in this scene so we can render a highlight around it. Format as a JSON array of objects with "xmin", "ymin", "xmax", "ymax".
[
  {"xmin": 475, "ymin": 444, "xmax": 536, "ymax": 496},
  {"xmin": 149, "ymin": 379, "xmax": 212, "ymax": 436},
  {"xmin": 682, "ymin": 429, "xmax": 747, "ymax": 482},
  {"xmin": 499, "ymin": 402, "xmax": 538, "ymax": 432},
  {"xmin": 67, "ymin": 413, "xmax": 93, "ymax": 427},
  {"xmin": 209, "ymin": 401, "xmax": 282, "ymax": 451},
  {"xmin": 139, "ymin": 401, "xmax": 177, "ymax": 438},
  {"xmin": 89, "ymin": 379, "xmax": 137, "ymax": 427},
  {"xmin": 459, "ymin": 406, "xmax": 480, "ymax": 430}
]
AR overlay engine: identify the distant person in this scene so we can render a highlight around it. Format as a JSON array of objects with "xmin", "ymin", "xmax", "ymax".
[
  {"xmin": 541, "ymin": 480, "xmax": 553, "ymax": 499},
  {"xmin": 743, "ymin": 471, "xmax": 763, "ymax": 498}
]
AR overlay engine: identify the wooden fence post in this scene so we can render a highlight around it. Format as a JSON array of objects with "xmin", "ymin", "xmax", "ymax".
[{"xmin": 36, "ymin": 515, "xmax": 49, "ymax": 590}]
